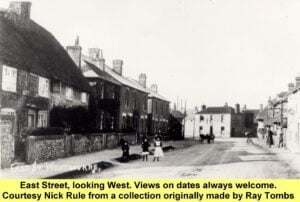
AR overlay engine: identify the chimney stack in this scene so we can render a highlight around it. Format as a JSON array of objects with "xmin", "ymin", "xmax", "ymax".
[
  {"xmin": 296, "ymin": 77, "xmax": 300, "ymax": 88},
  {"xmin": 66, "ymin": 36, "xmax": 82, "ymax": 69},
  {"xmin": 243, "ymin": 104, "xmax": 247, "ymax": 111},
  {"xmin": 9, "ymin": 1, "xmax": 32, "ymax": 20},
  {"xmin": 224, "ymin": 102, "xmax": 228, "ymax": 107},
  {"xmin": 260, "ymin": 104, "xmax": 263, "ymax": 112},
  {"xmin": 112, "ymin": 60, "xmax": 123, "ymax": 75},
  {"xmin": 151, "ymin": 84, "xmax": 158, "ymax": 93},
  {"xmin": 88, "ymin": 48, "xmax": 105, "ymax": 70},
  {"xmin": 201, "ymin": 105, "xmax": 206, "ymax": 110},
  {"xmin": 288, "ymin": 83, "xmax": 295, "ymax": 93},
  {"xmin": 235, "ymin": 103, "xmax": 240, "ymax": 114},
  {"xmin": 138, "ymin": 73, "xmax": 147, "ymax": 88}
]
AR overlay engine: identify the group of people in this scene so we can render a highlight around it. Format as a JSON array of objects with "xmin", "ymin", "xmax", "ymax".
[
  {"xmin": 120, "ymin": 136, "xmax": 164, "ymax": 162},
  {"xmin": 264, "ymin": 126, "xmax": 284, "ymax": 148}
]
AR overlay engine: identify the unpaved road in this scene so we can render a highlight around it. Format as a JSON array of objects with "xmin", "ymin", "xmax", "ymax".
[{"xmin": 85, "ymin": 138, "xmax": 299, "ymax": 178}]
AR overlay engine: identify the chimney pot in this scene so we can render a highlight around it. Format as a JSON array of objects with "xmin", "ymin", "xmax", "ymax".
[
  {"xmin": 235, "ymin": 103, "xmax": 240, "ymax": 114},
  {"xmin": 151, "ymin": 84, "xmax": 158, "ymax": 93},
  {"xmin": 289, "ymin": 83, "xmax": 295, "ymax": 93},
  {"xmin": 138, "ymin": 73, "xmax": 147, "ymax": 88},
  {"xmin": 260, "ymin": 104, "xmax": 263, "ymax": 112},
  {"xmin": 9, "ymin": 1, "xmax": 31, "ymax": 20},
  {"xmin": 89, "ymin": 48, "xmax": 103, "ymax": 59},
  {"xmin": 112, "ymin": 60, "xmax": 123, "ymax": 75},
  {"xmin": 296, "ymin": 77, "xmax": 300, "ymax": 88}
]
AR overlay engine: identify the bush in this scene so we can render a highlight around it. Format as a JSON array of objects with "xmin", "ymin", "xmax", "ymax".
[{"xmin": 49, "ymin": 106, "xmax": 96, "ymax": 134}]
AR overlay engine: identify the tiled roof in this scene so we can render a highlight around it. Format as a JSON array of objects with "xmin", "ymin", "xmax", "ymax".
[
  {"xmin": 82, "ymin": 56, "xmax": 148, "ymax": 94},
  {"xmin": 197, "ymin": 107, "xmax": 235, "ymax": 114},
  {"xmin": 127, "ymin": 78, "xmax": 170, "ymax": 102},
  {"xmin": 82, "ymin": 57, "xmax": 121, "ymax": 86},
  {"xmin": 0, "ymin": 10, "xmax": 90, "ymax": 92},
  {"xmin": 256, "ymin": 107, "xmax": 268, "ymax": 120},
  {"xmin": 170, "ymin": 110, "xmax": 186, "ymax": 119}
]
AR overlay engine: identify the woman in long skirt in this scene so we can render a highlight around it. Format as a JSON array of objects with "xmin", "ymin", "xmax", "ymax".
[{"xmin": 153, "ymin": 137, "xmax": 164, "ymax": 162}]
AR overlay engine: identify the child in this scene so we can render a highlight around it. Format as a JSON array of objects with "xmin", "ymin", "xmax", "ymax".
[
  {"xmin": 122, "ymin": 141, "xmax": 129, "ymax": 160},
  {"xmin": 153, "ymin": 137, "xmax": 164, "ymax": 162},
  {"xmin": 141, "ymin": 138, "xmax": 150, "ymax": 161}
]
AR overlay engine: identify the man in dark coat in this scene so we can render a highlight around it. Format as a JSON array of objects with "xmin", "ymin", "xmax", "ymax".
[{"xmin": 266, "ymin": 127, "xmax": 274, "ymax": 148}]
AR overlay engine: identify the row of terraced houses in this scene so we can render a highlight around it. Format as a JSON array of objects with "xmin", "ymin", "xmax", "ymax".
[
  {"xmin": 256, "ymin": 77, "xmax": 300, "ymax": 153},
  {"xmin": 0, "ymin": 1, "xmax": 179, "ymax": 168}
]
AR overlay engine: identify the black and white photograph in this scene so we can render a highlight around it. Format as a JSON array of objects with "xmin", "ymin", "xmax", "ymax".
[{"xmin": 0, "ymin": 0, "xmax": 300, "ymax": 179}]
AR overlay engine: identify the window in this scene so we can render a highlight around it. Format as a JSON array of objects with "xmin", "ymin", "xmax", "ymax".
[
  {"xmin": 38, "ymin": 76, "xmax": 49, "ymax": 98},
  {"xmin": 111, "ymin": 117, "xmax": 114, "ymax": 130},
  {"xmin": 133, "ymin": 92, "xmax": 137, "ymax": 109},
  {"xmin": 200, "ymin": 115, "xmax": 204, "ymax": 121},
  {"xmin": 2, "ymin": 65, "xmax": 17, "ymax": 92},
  {"xmin": 143, "ymin": 96, "xmax": 147, "ymax": 111},
  {"xmin": 210, "ymin": 115, "xmax": 213, "ymax": 122},
  {"xmin": 100, "ymin": 112, "xmax": 104, "ymax": 130},
  {"xmin": 100, "ymin": 84, "xmax": 105, "ymax": 99},
  {"xmin": 27, "ymin": 109, "xmax": 36, "ymax": 128},
  {"xmin": 221, "ymin": 115, "xmax": 224, "ymax": 122},
  {"xmin": 37, "ymin": 111, "xmax": 48, "ymax": 127},
  {"xmin": 112, "ymin": 86, "xmax": 115, "ymax": 99},
  {"xmin": 0, "ymin": 108, "xmax": 16, "ymax": 116},
  {"xmin": 125, "ymin": 90, "xmax": 129, "ymax": 107},
  {"xmin": 66, "ymin": 86, "xmax": 73, "ymax": 100},
  {"xmin": 81, "ymin": 92, "xmax": 87, "ymax": 103}
]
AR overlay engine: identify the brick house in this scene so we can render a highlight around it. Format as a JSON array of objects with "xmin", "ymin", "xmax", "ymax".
[
  {"xmin": 82, "ymin": 50, "xmax": 122, "ymax": 132},
  {"xmin": 0, "ymin": 2, "xmax": 90, "ymax": 164},
  {"xmin": 67, "ymin": 44, "xmax": 149, "ymax": 137},
  {"xmin": 129, "ymin": 74, "xmax": 170, "ymax": 137}
]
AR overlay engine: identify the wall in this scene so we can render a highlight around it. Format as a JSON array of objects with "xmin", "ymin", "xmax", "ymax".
[
  {"xmin": 26, "ymin": 135, "xmax": 65, "ymax": 164},
  {"xmin": 25, "ymin": 133, "xmax": 136, "ymax": 164},
  {"xmin": 286, "ymin": 92, "xmax": 300, "ymax": 152},
  {"xmin": 148, "ymin": 97, "xmax": 169, "ymax": 136},
  {"xmin": 196, "ymin": 114, "xmax": 232, "ymax": 137},
  {"xmin": 0, "ymin": 116, "xmax": 15, "ymax": 168}
]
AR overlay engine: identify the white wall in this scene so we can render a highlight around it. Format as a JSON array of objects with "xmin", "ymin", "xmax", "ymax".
[
  {"xmin": 195, "ymin": 113, "xmax": 231, "ymax": 138},
  {"xmin": 286, "ymin": 91, "xmax": 300, "ymax": 152},
  {"xmin": 184, "ymin": 118, "xmax": 195, "ymax": 138}
]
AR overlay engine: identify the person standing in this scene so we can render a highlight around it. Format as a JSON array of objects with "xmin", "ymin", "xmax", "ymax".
[
  {"xmin": 278, "ymin": 128, "xmax": 284, "ymax": 148},
  {"xmin": 245, "ymin": 131, "xmax": 251, "ymax": 144},
  {"xmin": 141, "ymin": 138, "xmax": 150, "ymax": 161},
  {"xmin": 153, "ymin": 137, "xmax": 164, "ymax": 162},
  {"xmin": 266, "ymin": 127, "xmax": 274, "ymax": 148},
  {"xmin": 122, "ymin": 141, "xmax": 130, "ymax": 160}
]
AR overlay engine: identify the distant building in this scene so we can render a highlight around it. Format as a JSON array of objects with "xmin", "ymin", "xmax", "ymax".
[
  {"xmin": 169, "ymin": 110, "xmax": 186, "ymax": 140},
  {"xmin": 195, "ymin": 104, "xmax": 258, "ymax": 138},
  {"xmin": 184, "ymin": 108, "xmax": 197, "ymax": 139}
]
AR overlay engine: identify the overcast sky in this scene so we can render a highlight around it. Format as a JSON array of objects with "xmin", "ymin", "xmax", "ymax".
[{"xmin": 2, "ymin": 0, "xmax": 300, "ymax": 110}]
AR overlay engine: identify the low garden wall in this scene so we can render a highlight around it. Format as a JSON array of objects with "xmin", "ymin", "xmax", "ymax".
[{"xmin": 25, "ymin": 132, "xmax": 136, "ymax": 164}]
